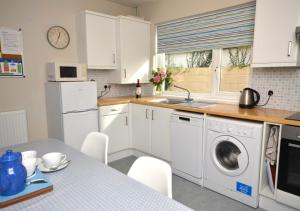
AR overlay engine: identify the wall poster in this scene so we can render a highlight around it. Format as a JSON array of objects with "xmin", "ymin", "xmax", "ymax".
[{"xmin": 0, "ymin": 27, "xmax": 24, "ymax": 77}]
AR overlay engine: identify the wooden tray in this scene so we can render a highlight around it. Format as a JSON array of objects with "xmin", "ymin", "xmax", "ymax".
[{"xmin": 0, "ymin": 170, "xmax": 53, "ymax": 208}]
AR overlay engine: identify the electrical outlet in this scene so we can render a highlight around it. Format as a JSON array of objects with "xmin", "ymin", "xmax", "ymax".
[{"xmin": 268, "ymin": 90, "xmax": 273, "ymax": 96}]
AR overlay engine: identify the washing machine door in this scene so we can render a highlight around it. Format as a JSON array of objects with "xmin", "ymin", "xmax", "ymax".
[{"xmin": 211, "ymin": 136, "xmax": 249, "ymax": 176}]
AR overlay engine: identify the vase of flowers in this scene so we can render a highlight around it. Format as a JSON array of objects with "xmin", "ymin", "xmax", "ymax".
[{"xmin": 149, "ymin": 67, "xmax": 173, "ymax": 95}]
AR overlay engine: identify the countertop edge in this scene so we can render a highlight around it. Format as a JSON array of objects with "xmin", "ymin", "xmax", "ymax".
[{"xmin": 97, "ymin": 97, "xmax": 300, "ymax": 127}]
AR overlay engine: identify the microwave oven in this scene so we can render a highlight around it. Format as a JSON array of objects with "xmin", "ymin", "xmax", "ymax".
[{"xmin": 47, "ymin": 62, "xmax": 87, "ymax": 81}]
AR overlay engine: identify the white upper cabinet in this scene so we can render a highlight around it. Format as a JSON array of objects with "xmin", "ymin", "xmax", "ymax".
[
  {"xmin": 252, "ymin": 0, "xmax": 300, "ymax": 67},
  {"xmin": 77, "ymin": 11, "xmax": 117, "ymax": 69},
  {"xmin": 109, "ymin": 16, "xmax": 150, "ymax": 84}
]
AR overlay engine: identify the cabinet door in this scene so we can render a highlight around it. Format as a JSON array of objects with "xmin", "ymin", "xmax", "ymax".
[
  {"xmin": 150, "ymin": 107, "xmax": 172, "ymax": 161},
  {"xmin": 131, "ymin": 104, "xmax": 151, "ymax": 153},
  {"xmin": 119, "ymin": 18, "xmax": 150, "ymax": 83},
  {"xmin": 85, "ymin": 13, "xmax": 117, "ymax": 69},
  {"xmin": 100, "ymin": 113, "xmax": 129, "ymax": 154},
  {"xmin": 63, "ymin": 110, "xmax": 99, "ymax": 151},
  {"xmin": 252, "ymin": 0, "xmax": 300, "ymax": 67}
]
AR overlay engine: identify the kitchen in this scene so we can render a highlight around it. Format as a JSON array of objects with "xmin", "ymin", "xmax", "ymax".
[{"xmin": 0, "ymin": 0, "xmax": 300, "ymax": 210}]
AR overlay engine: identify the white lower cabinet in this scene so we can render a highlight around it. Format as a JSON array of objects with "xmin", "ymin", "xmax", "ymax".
[
  {"xmin": 150, "ymin": 107, "xmax": 172, "ymax": 161},
  {"xmin": 100, "ymin": 103, "xmax": 172, "ymax": 160},
  {"xmin": 131, "ymin": 104, "xmax": 151, "ymax": 153},
  {"xmin": 131, "ymin": 104, "xmax": 172, "ymax": 161},
  {"xmin": 99, "ymin": 105, "xmax": 129, "ymax": 154}
]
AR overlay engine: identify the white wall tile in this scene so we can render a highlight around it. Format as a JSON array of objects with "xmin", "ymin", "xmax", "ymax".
[
  {"xmin": 87, "ymin": 70, "xmax": 153, "ymax": 98},
  {"xmin": 251, "ymin": 68, "xmax": 300, "ymax": 111}
]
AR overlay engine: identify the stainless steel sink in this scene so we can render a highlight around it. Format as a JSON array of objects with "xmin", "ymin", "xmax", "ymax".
[
  {"xmin": 158, "ymin": 99, "xmax": 186, "ymax": 105},
  {"xmin": 177, "ymin": 101, "xmax": 215, "ymax": 108}
]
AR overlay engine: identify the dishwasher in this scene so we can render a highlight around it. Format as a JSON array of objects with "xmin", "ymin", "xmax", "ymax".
[{"xmin": 170, "ymin": 111, "xmax": 204, "ymax": 185}]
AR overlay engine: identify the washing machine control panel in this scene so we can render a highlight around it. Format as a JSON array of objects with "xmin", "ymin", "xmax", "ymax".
[{"xmin": 207, "ymin": 120, "xmax": 255, "ymax": 138}]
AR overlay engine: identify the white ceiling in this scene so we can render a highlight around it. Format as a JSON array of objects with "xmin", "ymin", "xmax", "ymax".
[{"xmin": 108, "ymin": 0, "xmax": 158, "ymax": 7}]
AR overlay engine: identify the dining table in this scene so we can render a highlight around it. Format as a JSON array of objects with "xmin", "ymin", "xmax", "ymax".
[{"xmin": 0, "ymin": 139, "xmax": 192, "ymax": 210}]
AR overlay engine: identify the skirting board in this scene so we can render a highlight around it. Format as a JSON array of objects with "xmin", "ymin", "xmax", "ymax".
[
  {"xmin": 108, "ymin": 148, "xmax": 173, "ymax": 163},
  {"xmin": 108, "ymin": 148, "xmax": 153, "ymax": 163},
  {"xmin": 108, "ymin": 149, "xmax": 134, "ymax": 162},
  {"xmin": 259, "ymin": 195, "xmax": 297, "ymax": 211},
  {"xmin": 172, "ymin": 168, "xmax": 202, "ymax": 186}
]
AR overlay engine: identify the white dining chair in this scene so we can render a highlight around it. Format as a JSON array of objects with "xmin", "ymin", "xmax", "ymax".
[
  {"xmin": 127, "ymin": 156, "xmax": 172, "ymax": 198},
  {"xmin": 81, "ymin": 132, "xmax": 109, "ymax": 165}
]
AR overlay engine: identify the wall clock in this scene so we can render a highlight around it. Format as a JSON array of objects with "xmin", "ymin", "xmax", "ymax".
[{"xmin": 47, "ymin": 26, "xmax": 70, "ymax": 49}]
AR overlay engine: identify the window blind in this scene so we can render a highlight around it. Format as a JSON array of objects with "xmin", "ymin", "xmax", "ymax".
[{"xmin": 157, "ymin": 2, "xmax": 256, "ymax": 54}]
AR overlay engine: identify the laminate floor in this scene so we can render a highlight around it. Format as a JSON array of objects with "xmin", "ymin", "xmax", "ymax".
[{"xmin": 109, "ymin": 156, "xmax": 264, "ymax": 211}]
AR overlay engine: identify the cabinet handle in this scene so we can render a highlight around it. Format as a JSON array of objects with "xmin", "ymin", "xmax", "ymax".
[
  {"xmin": 287, "ymin": 41, "xmax": 292, "ymax": 57},
  {"xmin": 124, "ymin": 69, "xmax": 127, "ymax": 78},
  {"xmin": 152, "ymin": 110, "xmax": 154, "ymax": 120},
  {"xmin": 145, "ymin": 109, "xmax": 148, "ymax": 119},
  {"xmin": 125, "ymin": 116, "xmax": 128, "ymax": 126},
  {"xmin": 288, "ymin": 143, "xmax": 300, "ymax": 149},
  {"xmin": 113, "ymin": 53, "xmax": 116, "ymax": 64}
]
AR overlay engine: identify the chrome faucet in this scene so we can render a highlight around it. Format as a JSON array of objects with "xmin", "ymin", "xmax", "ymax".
[{"xmin": 174, "ymin": 85, "xmax": 193, "ymax": 102}]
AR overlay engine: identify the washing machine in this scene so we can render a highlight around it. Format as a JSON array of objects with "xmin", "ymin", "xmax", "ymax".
[{"xmin": 204, "ymin": 116, "xmax": 263, "ymax": 208}]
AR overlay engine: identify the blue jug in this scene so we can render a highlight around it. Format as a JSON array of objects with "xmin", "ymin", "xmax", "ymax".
[{"xmin": 0, "ymin": 150, "xmax": 27, "ymax": 196}]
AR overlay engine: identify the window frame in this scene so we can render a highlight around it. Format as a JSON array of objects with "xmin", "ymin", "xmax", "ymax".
[{"xmin": 159, "ymin": 48, "xmax": 251, "ymax": 102}]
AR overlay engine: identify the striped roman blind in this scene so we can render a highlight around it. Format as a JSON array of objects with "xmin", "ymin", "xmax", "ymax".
[{"xmin": 157, "ymin": 2, "xmax": 256, "ymax": 54}]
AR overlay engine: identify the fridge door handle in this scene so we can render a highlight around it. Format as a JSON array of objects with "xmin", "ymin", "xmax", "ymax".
[{"xmin": 63, "ymin": 108, "xmax": 98, "ymax": 114}]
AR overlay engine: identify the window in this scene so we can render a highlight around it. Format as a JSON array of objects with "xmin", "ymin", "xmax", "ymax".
[
  {"xmin": 220, "ymin": 46, "xmax": 251, "ymax": 93},
  {"xmin": 165, "ymin": 50, "xmax": 213, "ymax": 93},
  {"xmin": 162, "ymin": 46, "xmax": 251, "ymax": 96},
  {"xmin": 156, "ymin": 2, "xmax": 255, "ymax": 99}
]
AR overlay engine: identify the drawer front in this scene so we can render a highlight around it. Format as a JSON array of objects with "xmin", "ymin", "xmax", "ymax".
[{"xmin": 100, "ymin": 104, "xmax": 129, "ymax": 116}]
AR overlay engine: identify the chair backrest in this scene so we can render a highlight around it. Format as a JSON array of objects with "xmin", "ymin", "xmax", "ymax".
[
  {"xmin": 127, "ymin": 156, "xmax": 172, "ymax": 198},
  {"xmin": 81, "ymin": 132, "xmax": 109, "ymax": 164}
]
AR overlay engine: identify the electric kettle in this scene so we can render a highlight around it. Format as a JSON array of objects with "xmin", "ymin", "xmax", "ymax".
[
  {"xmin": 0, "ymin": 150, "xmax": 27, "ymax": 196},
  {"xmin": 239, "ymin": 88, "xmax": 260, "ymax": 108}
]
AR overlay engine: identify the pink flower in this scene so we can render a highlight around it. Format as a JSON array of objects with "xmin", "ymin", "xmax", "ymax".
[{"xmin": 153, "ymin": 75, "xmax": 161, "ymax": 83}]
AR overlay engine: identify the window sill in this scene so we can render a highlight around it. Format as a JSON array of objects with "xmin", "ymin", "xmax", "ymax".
[{"xmin": 161, "ymin": 91, "xmax": 240, "ymax": 105}]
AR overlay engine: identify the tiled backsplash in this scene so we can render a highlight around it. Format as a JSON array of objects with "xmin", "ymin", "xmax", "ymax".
[
  {"xmin": 87, "ymin": 70, "xmax": 153, "ymax": 98},
  {"xmin": 88, "ymin": 68, "xmax": 300, "ymax": 111},
  {"xmin": 251, "ymin": 68, "xmax": 300, "ymax": 111}
]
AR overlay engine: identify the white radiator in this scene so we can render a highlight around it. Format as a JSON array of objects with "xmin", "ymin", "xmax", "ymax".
[{"xmin": 0, "ymin": 110, "xmax": 28, "ymax": 148}]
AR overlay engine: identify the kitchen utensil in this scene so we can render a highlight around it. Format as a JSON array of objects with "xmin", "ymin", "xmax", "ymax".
[
  {"xmin": 26, "ymin": 179, "xmax": 47, "ymax": 186},
  {"xmin": 239, "ymin": 88, "xmax": 260, "ymax": 108},
  {"xmin": 0, "ymin": 150, "xmax": 27, "ymax": 196}
]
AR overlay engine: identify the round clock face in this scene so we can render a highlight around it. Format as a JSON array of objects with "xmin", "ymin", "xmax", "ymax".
[{"xmin": 47, "ymin": 26, "xmax": 70, "ymax": 49}]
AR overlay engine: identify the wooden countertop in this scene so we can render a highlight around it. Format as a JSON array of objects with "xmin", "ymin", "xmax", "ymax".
[{"xmin": 98, "ymin": 96, "xmax": 300, "ymax": 126}]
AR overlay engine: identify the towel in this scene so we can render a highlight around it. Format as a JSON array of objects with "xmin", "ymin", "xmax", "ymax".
[{"xmin": 265, "ymin": 126, "xmax": 279, "ymax": 165}]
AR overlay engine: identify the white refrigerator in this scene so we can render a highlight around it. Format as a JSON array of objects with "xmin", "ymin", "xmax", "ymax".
[{"xmin": 46, "ymin": 81, "xmax": 99, "ymax": 150}]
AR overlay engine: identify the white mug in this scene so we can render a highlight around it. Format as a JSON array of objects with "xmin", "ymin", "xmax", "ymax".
[
  {"xmin": 42, "ymin": 152, "xmax": 66, "ymax": 168},
  {"xmin": 22, "ymin": 150, "xmax": 37, "ymax": 160},
  {"xmin": 22, "ymin": 158, "xmax": 37, "ymax": 177}
]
